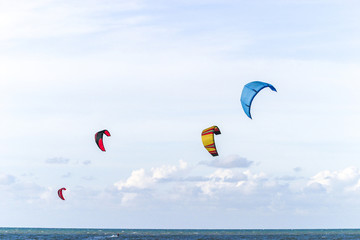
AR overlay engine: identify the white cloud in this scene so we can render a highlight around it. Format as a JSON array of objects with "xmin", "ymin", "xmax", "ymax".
[
  {"xmin": 152, "ymin": 159, "xmax": 188, "ymax": 181},
  {"xmin": 112, "ymin": 163, "xmax": 360, "ymax": 218},
  {"xmin": 114, "ymin": 168, "xmax": 154, "ymax": 191},
  {"xmin": 114, "ymin": 160, "xmax": 189, "ymax": 191},
  {"xmin": 121, "ymin": 193, "xmax": 137, "ymax": 206},
  {"xmin": 200, "ymin": 155, "xmax": 253, "ymax": 168},
  {"xmin": 197, "ymin": 169, "xmax": 268, "ymax": 196},
  {"xmin": 306, "ymin": 166, "xmax": 360, "ymax": 193},
  {"xmin": 304, "ymin": 182, "xmax": 326, "ymax": 193},
  {"xmin": 115, "ymin": 160, "xmax": 274, "ymax": 201},
  {"xmin": 40, "ymin": 187, "xmax": 54, "ymax": 201}
]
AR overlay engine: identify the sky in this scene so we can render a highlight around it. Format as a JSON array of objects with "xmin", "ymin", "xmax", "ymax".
[{"xmin": 1, "ymin": 0, "xmax": 360, "ymax": 229}]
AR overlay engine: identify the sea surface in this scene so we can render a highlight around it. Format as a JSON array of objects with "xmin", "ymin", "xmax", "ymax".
[{"xmin": 1, "ymin": 228, "xmax": 360, "ymax": 240}]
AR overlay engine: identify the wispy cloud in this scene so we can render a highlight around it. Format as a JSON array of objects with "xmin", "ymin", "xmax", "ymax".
[{"xmin": 0, "ymin": 0, "xmax": 145, "ymax": 42}]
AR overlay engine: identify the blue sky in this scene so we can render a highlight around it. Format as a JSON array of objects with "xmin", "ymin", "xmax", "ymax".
[{"xmin": 1, "ymin": 0, "xmax": 360, "ymax": 229}]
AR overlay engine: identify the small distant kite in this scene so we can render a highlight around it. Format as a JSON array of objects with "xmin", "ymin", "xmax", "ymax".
[
  {"xmin": 58, "ymin": 188, "xmax": 66, "ymax": 200},
  {"xmin": 95, "ymin": 130, "xmax": 111, "ymax": 151},
  {"xmin": 201, "ymin": 126, "xmax": 221, "ymax": 157},
  {"xmin": 240, "ymin": 81, "xmax": 277, "ymax": 119}
]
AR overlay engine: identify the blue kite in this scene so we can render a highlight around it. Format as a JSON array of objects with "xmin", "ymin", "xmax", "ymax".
[{"xmin": 240, "ymin": 81, "xmax": 277, "ymax": 119}]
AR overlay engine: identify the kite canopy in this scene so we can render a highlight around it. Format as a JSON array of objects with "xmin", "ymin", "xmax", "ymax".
[
  {"xmin": 95, "ymin": 130, "xmax": 111, "ymax": 151},
  {"xmin": 240, "ymin": 81, "xmax": 277, "ymax": 119},
  {"xmin": 201, "ymin": 126, "xmax": 221, "ymax": 157},
  {"xmin": 58, "ymin": 187, "xmax": 66, "ymax": 200}
]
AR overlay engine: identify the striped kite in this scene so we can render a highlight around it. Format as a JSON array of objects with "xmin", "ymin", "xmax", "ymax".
[{"xmin": 201, "ymin": 126, "xmax": 221, "ymax": 157}]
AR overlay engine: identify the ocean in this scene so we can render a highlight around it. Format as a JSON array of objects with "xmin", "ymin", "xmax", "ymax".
[{"xmin": 1, "ymin": 228, "xmax": 360, "ymax": 240}]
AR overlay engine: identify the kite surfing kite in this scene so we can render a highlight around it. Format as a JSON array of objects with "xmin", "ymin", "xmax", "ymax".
[
  {"xmin": 58, "ymin": 187, "xmax": 66, "ymax": 200},
  {"xmin": 240, "ymin": 81, "xmax": 277, "ymax": 119},
  {"xmin": 201, "ymin": 126, "xmax": 221, "ymax": 157},
  {"xmin": 95, "ymin": 129, "xmax": 111, "ymax": 151}
]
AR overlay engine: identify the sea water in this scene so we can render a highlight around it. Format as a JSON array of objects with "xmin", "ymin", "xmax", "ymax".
[{"xmin": 1, "ymin": 228, "xmax": 360, "ymax": 239}]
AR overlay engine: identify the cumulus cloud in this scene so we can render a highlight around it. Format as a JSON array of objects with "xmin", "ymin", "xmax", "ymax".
[
  {"xmin": 199, "ymin": 155, "xmax": 253, "ymax": 168},
  {"xmin": 306, "ymin": 166, "xmax": 360, "ymax": 193},
  {"xmin": 116, "ymin": 164, "xmax": 360, "ymax": 200},
  {"xmin": 293, "ymin": 167, "xmax": 302, "ymax": 172},
  {"xmin": 196, "ymin": 169, "xmax": 267, "ymax": 196},
  {"xmin": 45, "ymin": 157, "xmax": 69, "ymax": 164},
  {"xmin": 114, "ymin": 168, "xmax": 154, "ymax": 191},
  {"xmin": 111, "ymin": 164, "xmax": 360, "ymax": 216},
  {"xmin": 114, "ymin": 159, "xmax": 269, "ymax": 201},
  {"xmin": 304, "ymin": 182, "xmax": 327, "ymax": 194},
  {"xmin": 152, "ymin": 159, "xmax": 188, "ymax": 181},
  {"xmin": 114, "ymin": 160, "xmax": 188, "ymax": 191}
]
